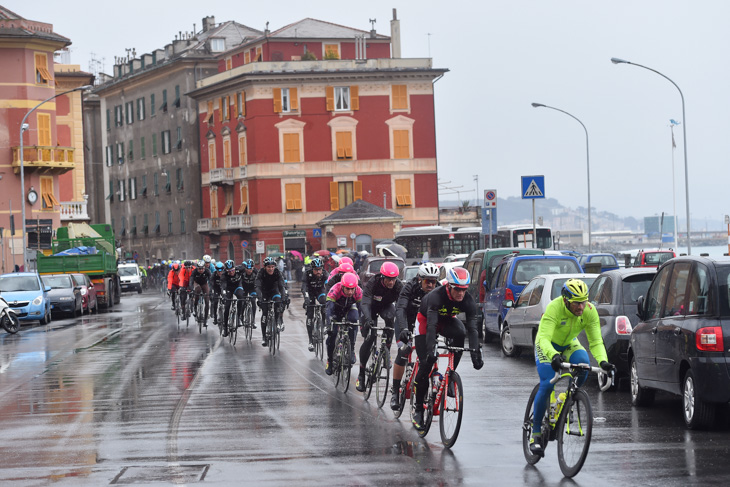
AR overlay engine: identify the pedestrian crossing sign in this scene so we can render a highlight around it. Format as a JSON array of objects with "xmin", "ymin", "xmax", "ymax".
[{"xmin": 521, "ymin": 175, "xmax": 545, "ymax": 200}]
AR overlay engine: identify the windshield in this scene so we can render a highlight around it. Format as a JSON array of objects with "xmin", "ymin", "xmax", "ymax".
[
  {"xmin": 118, "ymin": 266, "xmax": 139, "ymax": 277},
  {"xmin": 0, "ymin": 275, "xmax": 40, "ymax": 292},
  {"xmin": 368, "ymin": 260, "xmax": 405, "ymax": 273},
  {"xmin": 644, "ymin": 252, "xmax": 674, "ymax": 265},
  {"xmin": 404, "ymin": 267, "xmax": 420, "ymax": 281},
  {"xmin": 512, "ymin": 259, "xmax": 582, "ymax": 285},
  {"xmin": 42, "ymin": 275, "xmax": 74, "ymax": 289}
]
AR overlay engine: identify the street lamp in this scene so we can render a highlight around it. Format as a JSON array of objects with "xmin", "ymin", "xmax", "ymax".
[
  {"xmin": 19, "ymin": 84, "xmax": 92, "ymax": 270},
  {"xmin": 611, "ymin": 57, "xmax": 692, "ymax": 255},
  {"xmin": 531, "ymin": 102, "xmax": 592, "ymax": 252}
]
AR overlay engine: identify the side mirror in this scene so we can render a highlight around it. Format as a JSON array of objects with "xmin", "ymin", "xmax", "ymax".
[
  {"xmin": 45, "ymin": 286, "xmax": 51, "ymax": 292},
  {"xmin": 503, "ymin": 299, "xmax": 514, "ymax": 308},
  {"xmin": 89, "ymin": 284, "xmax": 94, "ymax": 289},
  {"xmin": 636, "ymin": 295, "xmax": 645, "ymax": 321}
]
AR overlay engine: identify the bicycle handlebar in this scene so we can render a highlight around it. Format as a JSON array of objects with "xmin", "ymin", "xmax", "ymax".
[
  {"xmin": 550, "ymin": 362, "xmax": 615, "ymax": 392},
  {"xmin": 330, "ymin": 320, "xmax": 360, "ymax": 328},
  {"xmin": 436, "ymin": 344, "xmax": 479, "ymax": 353}
]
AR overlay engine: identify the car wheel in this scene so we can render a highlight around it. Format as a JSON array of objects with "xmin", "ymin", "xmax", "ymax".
[
  {"xmin": 630, "ymin": 356, "xmax": 654, "ymax": 407},
  {"xmin": 137, "ymin": 285, "xmax": 142, "ymax": 294},
  {"xmin": 683, "ymin": 369, "xmax": 715, "ymax": 429},
  {"xmin": 500, "ymin": 322, "xmax": 521, "ymax": 357},
  {"xmin": 482, "ymin": 315, "xmax": 494, "ymax": 343}
]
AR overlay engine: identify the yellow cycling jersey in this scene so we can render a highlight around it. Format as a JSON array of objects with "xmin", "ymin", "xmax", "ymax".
[{"xmin": 534, "ymin": 297, "xmax": 607, "ymax": 364}]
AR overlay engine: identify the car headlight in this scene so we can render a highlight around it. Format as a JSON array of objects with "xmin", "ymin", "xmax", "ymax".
[
  {"xmin": 32, "ymin": 296, "xmax": 43, "ymax": 306},
  {"xmin": 59, "ymin": 297, "xmax": 74, "ymax": 301},
  {"xmin": 80, "ymin": 288, "xmax": 87, "ymax": 295}
]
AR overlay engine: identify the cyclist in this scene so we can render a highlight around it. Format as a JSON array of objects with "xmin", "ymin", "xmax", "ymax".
[
  {"xmin": 221, "ymin": 259, "xmax": 245, "ymax": 337},
  {"xmin": 178, "ymin": 261, "xmax": 194, "ymax": 319},
  {"xmin": 355, "ymin": 261, "xmax": 404, "ymax": 392},
  {"xmin": 240, "ymin": 259, "xmax": 258, "ymax": 329},
  {"xmin": 391, "ymin": 262, "xmax": 441, "ymax": 409},
  {"xmin": 325, "ymin": 262, "xmax": 356, "ymax": 292},
  {"xmin": 167, "ymin": 262, "xmax": 181, "ymax": 309},
  {"xmin": 190, "ymin": 259, "xmax": 212, "ymax": 325},
  {"xmin": 412, "ymin": 266, "xmax": 483, "ymax": 431},
  {"xmin": 324, "ymin": 272, "xmax": 362, "ymax": 375},
  {"xmin": 255, "ymin": 256, "xmax": 286, "ymax": 347},
  {"xmin": 301, "ymin": 257, "xmax": 327, "ymax": 352},
  {"xmin": 529, "ymin": 278, "xmax": 614, "ymax": 456},
  {"xmin": 210, "ymin": 261, "xmax": 225, "ymax": 325}
]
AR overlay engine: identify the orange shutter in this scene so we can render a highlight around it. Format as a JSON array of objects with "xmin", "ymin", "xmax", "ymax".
[
  {"xmin": 350, "ymin": 86, "xmax": 359, "ymax": 110},
  {"xmin": 238, "ymin": 136, "xmax": 246, "ymax": 166},
  {"xmin": 219, "ymin": 97, "xmax": 224, "ymax": 121},
  {"xmin": 208, "ymin": 141, "xmax": 216, "ymax": 169},
  {"xmin": 244, "ymin": 51, "xmax": 251, "ymax": 64},
  {"xmin": 396, "ymin": 179, "xmax": 412, "ymax": 206},
  {"xmin": 37, "ymin": 113, "xmax": 51, "ymax": 146},
  {"xmin": 290, "ymin": 87, "xmax": 299, "ymax": 110},
  {"xmin": 226, "ymin": 96, "xmax": 232, "ymax": 120},
  {"xmin": 241, "ymin": 91, "xmax": 246, "ymax": 117},
  {"xmin": 238, "ymin": 185, "xmax": 248, "ymax": 214},
  {"xmin": 354, "ymin": 181, "xmax": 362, "ymax": 201},
  {"xmin": 207, "ymin": 100, "xmax": 214, "ymax": 120},
  {"xmin": 223, "ymin": 139, "xmax": 231, "ymax": 168},
  {"xmin": 325, "ymin": 86, "xmax": 334, "ymax": 111},
  {"xmin": 392, "ymin": 85, "xmax": 407, "ymax": 109},
  {"xmin": 393, "ymin": 130, "xmax": 409, "ymax": 159},
  {"xmin": 210, "ymin": 187, "xmax": 218, "ymax": 217},
  {"xmin": 273, "ymin": 88, "xmax": 282, "ymax": 113},
  {"xmin": 329, "ymin": 181, "xmax": 339, "ymax": 211},
  {"xmin": 226, "ymin": 58, "xmax": 232, "ymax": 70},
  {"xmin": 285, "ymin": 184, "xmax": 302, "ymax": 211},
  {"xmin": 283, "ymin": 133, "xmax": 300, "ymax": 162}
]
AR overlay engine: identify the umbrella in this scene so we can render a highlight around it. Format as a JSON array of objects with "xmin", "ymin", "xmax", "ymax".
[
  {"xmin": 289, "ymin": 250, "xmax": 303, "ymax": 260},
  {"xmin": 336, "ymin": 249, "xmax": 352, "ymax": 254},
  {"xmin": 376, "ymin": 242, "xmax": 407, "ymax": 260},
  {"xmin": 313, "ymin": 250, "xmax": 331, "ymax": 257}
]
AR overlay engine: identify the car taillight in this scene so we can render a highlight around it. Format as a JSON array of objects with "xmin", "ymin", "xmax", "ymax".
[
  {"xmin": 505, "ymin": 288, "xmax": 514, "ymax": 302},
  {"xmin": 696, "ymin": 326, "xmax": 724, "ymax": 352},
  {"xmin": 615, "ymin": 316, "xmax": 632, "ymax": 335}
]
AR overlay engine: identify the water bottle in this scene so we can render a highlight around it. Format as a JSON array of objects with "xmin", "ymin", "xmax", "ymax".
[{"xmin": 432, "ymin": 372, "xmax": 443, "ymax": 395}]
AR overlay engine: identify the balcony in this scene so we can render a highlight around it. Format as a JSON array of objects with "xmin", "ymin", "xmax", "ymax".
[
  {"xmin": 12, "ymin": 146, "xmax": 76, "ymax": 174},
  {"xmin": 197, "ymin": 218, "xmax": 227, "ymax": 234},
  {"xmin": 209, "ymin": 168, "xmax": 234, "ymax": 185},
  {"xmin": 226, "ymin": 214, "xmax": 251, "ymax": 231},
  {"xmin": 59, "ymin": 198, "xmax": 90, "ymax": 222},
  {"xmin": 237, "ymin": 166, "xmax": 247, "ymax": 179}
]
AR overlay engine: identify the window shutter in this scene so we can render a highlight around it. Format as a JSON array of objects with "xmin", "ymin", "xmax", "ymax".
[
  {"xmin": 238, "ymin": 185, "xmax": 248, "ymax": 214},
  {"xmin": 394, "ymin": 130, "xmax": 409, "ymax": 159},
  {"xmin": 290, "ymin": 87, "xmax": 299, "ymax": 110},
  {"xmin": 354, "ymin": 181, "xmax": 362, "ymax": 201},
  {"xmin": 392, "ymin": 85, "xmax": 407, "ymax": 109},
  {"xmin": 37, "ymin": 113, "xmax": 51, "ymax": 146},
  {"xmin": 219, "ymin": 97, "xmax": 224, "ymax": 121},
  {"xmin": 223, "ymin": 139, "xmax": 231, "ymax": 168},
  {"xmin": 210, "ymin": 187, "xmax": 218, "ymax": 217},
  {"xmin": 208, "ymin": 141, "xmax": 216, "ymax": 169},
  {"xmin": 350, "ymin": 86, "xmax": 359, "ymax": 110},
  {"xmin": 226, "ymin": 96, "xmax": 232, "ymax": 120},
  {"xmin": 273, "ymin": 88, "xmax": 282, "ymax": 113},
  {"xmin": 238, "ymin": 136, "xmax": 246, "ymax": 166},
  {"xmin": 329, "ymin": 181, "xmax": 339, "ymax": 211},
  {"xmin": 326, "ymin": 86, "xmax": 335, "ymax": 111},
  {"xmin": 241, "ymin": 91, "xmax": 246, "ymax": 117}
]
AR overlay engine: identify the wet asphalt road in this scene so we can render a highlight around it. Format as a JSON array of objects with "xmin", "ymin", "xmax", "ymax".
[{"xmin": 0, "ymin": 292, "xmax": 729, "ymax": 486}]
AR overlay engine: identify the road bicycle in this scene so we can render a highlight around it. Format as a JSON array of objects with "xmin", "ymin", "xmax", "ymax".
[
  {"xmin": 362, "ymin": 325, "xmax": 393, "ymax": 408},
  {"xmin": 260, "ymin": 299, "xmax": 282, "ymax": 356},
  {"xmin": 183, "ymin": 289, "xmax": 194, "ymax": 329},
  {"xmin": 170, "ymin": 289, "xmax": 181, "ymax": 327},
  {"xmin": 192, "ymin": 289, "xmax": 208, "ymax": 334},
  {"xmin": 240, "ymin": 295, "xmax": 256, "ymax": 342},
  {"xmin": 220, "ymin": 295, "xmax": 239, "ymax": 345},
  {"xmin": 522, "ymin": 362, "xmax": 614, "ymax": 478},
  {"xmin": 329, "ymin": 320, "xmax": 360, "ymax": 393},
  {"xmin": 306, "ymin": 302, "xmax": 326, "ymax": 360}
]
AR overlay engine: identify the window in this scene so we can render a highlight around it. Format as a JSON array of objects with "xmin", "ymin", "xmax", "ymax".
[
  {"xmin": 154, "ymin": 212, "xmax": 160, "ymax": 234},
  {"xmin": 662, "ymin": 262, "xmax": 691, "ymax": 317},
  {"xmin": 165, "ymin": 172, "xmax": 171, "ymax": 193},
  {"xmin": 244, "ymin": 51, "xmax": 251, "ymax": 64},
  {"xmin": 125, "ymin": 101, "xmax": 134, "ymax": 124},
  {"xmin": 395, "ymin": 179, "xmax": 412, "ymax": 207},
  {"xmin": 219, "ymin": 96, "xmax": 230, "ymax": 121},
  {"xmin": 687, "ymin": 264, "xmax": 711, "ymax": 316},
  {"xmin": 255, "ymin": 46, "xmax": 262, "ymax": 61},
  {"xmin": 143, "ymin": 214, "xmax": 148, "ymax": 235},
  {"xmin": 283, "ymin": 133, "xmax": 300, "ymax": 163},
  {"xmin": 40, "ymin": 176, "xmax": 59, "ymax": 209},
  {"xmin": 238, "ymin": 135, "xmax": 247, "ymax": 166},
  {"xmin": 35, "ymin": 53, "xmax": 52, "ymax": 84},
  {"xmin": 645, "ymin": 266, "xmax": 670, "ymax": 320},
  {"xmin": 236, "ymin": 91, "xmax": 246, "ymax": 118},
  {"xmin": 140, "ymin": 137, "xmax": 146, "ymax": 159},
  {"xmin": 116, "ymin": 142, "xmax": 125, "ymax": 164},
  {"xmin": 161, "ymin": 89, "xmax": 168, "ymax": 112},
  {"xmin": 141, "ymin": 175, "xmax": 147, "ymax": 196},
  {"xmin": 529, "ymin": 279, "xmax": 546, "ymax": 306},
  {"xmin": 222, "ymin": 188, "xmax": 233, "ymax": 216},
  {"xmin": 37, "ymin": 113, "xmax": 51, "ymax": 146},
  {"xmin": 137, "ymin": 97, "xmax": 146, "ymax": 120},
  {"xmin": 153, "ymin": 173, "xmax": 159, "ymax": 196},
  {"xmin": 273, "ymin": 88, "xmax": 298, "ymax": 113},
  {"xmin": 210, "ymin": 187, "xmax": 218, "ymax": 218},
  {"xmin": 174, "ymin": 85, "xmax": 180, "ymax": 108},
  {"xmin": 393, "ymin": 130, "xmax": 410, "ymax": 159},
  {"xmin": 128, "ymin": 140, "xmax": 134, "ymax": 161},
  {"xmin": 329, "ymin": 180, "xmax": 362, "ymax": 210},
  {"xmin": 120, "ymin": 217, "xmax": 126, "ymax": 236},
  {"xmin": 210, "ymin": 38, "xmax": 225, "ymax": 52},
  {"xmin": 106, "ymin": 146, "xmax": 113, "ymax": 166},
  {"xmin": 150, "ymin": 93, "xmax": 156, "ymax": 116},
  {"xmin": 129, "ymin": 177, "xmax": 137, "ymax": 200},
  {"xmin": 118, "ymin": 179, "xmax": 126, "ymax": 202},
  {"xmin": 115, "ymin": 105, "xmax": 123, "ymax": 126},
  {"xmin": 326, "ymin": 86, "xmax": 359, "ymax": 112},
  {"xmin": 152, "ymin": 134, "xmax": 158, "ymax": 157},
  {"xmin": 238, "ymin": 184, "xmax": 248, "ymax": 214},
  {"xmin": 162, "ymin": 130, "xmax": 171, "ymax": 154},
  {"xmin": 336, "ymin": 132, "xmax": 353, "ymax": 160},
  {"xmin": 285, "ymin": 183, "xmax": 302, "ymax": 211},
  {"xmin": 387, "ymin": 115, "xmax": 415, "ymax": 160},
  {"xmin": 167, "ymin": 211, "xmax": 173, "ymax": 234},
  {"xmin": 180, "ymin": 209, "xmax": 186, "ymax": 233},
  {"xmin": 131, "ymin": 215, "xmax": 137, "ymax": 235},
  {"xmin": 392, "ymin": 85, "xmax": 408, "ymax": 110},
  {"xmin": 176, "ymin": 127, "xmax": 182, "ymax": 150},
  {"xmin": 516, "ymin": 278, "xmax": 537, "ymax": 308},
  {"xmin": 208, "ymin": 141, "xmax": 216, "ymax": 169},
  {"xmin": 106, "ymin": 109, "xmax": 111, "ymax": 131},
  {"xmin": 107, "ymin": 180, "xmax": 114, "ymax": 202},
  {"xmin": 225, "ymin": 58, "xmax": 232, "ymax": 70},
  {"xmin": 223, "ymin": 138, "xmax": 231, "ymax": 168},
  {"xmin": 176, "ymin": 168, "xmax": 183, "ymax": 191},
  {"xmin": 324, "ymin": 44, "xmax": 340, "ymax": 59}
]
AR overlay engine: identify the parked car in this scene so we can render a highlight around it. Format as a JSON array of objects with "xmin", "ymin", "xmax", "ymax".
[
  {"xmin": 442, "ymin": 253, "xmax": 469, "ymax": 264},
  {"xmin": 118, "ymin": 262, "xmax": 143, "ymax": 293},
  {"xmin": 358, "ymin": 256, "xmax": 406, "ymax": 286},
  {"xmin": 501, "ymin": 273, "xmax": 598, "ymax": 357},
  {"xmin": 629, "ymin": 255, "xmax": 730, "ymax": 429},
  {"xmin": 0, "ymin": 272, "xmax": 52, "ymax": 325},
  {"xmin": 483, "ymin": 254, "xmax": 582, "ymax": 340},
  {"xmin": 400, "ymin": 265, "xmax": 420, "ymax": 282},
  {"xmin": 632, "ymin": 249, "xmax": 676, "ymax": 268},
  {"xmin": 578, "ymin": 253, "xmax": 620, "ymax": 273},
  {"xmin": 42, "ymin": 274, "xmax": 83, "ymax": 318},
  {"xmin": 71, "ymin": 273, "xmax": 98, "ymax": 314}
]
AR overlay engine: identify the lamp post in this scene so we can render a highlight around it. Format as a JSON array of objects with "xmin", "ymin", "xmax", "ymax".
[
  {"xmin": 531, "ymin": 103, "xmax": 592, "ymax": 252},
  {"xmin": 19, "ymin": 84, "xmax": 91, "ymax": 270},
  {"xmin": 611, "ymin": 57, "xmax": 692, "ymax": 255}
]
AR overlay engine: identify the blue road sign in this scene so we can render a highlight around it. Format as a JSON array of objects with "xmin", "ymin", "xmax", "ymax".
[
  {"xmin": 241, "ymin": 240, "xmax": 249, "ymax": 248},
  {"xmin": 312, "ymin": 228, "xmax": 322, "ymax": 238},
  {"xmin": 521, "ymin": 175, "xmax": 545, "ymax": 199}
]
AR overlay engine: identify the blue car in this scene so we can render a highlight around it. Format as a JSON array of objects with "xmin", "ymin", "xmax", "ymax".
[
  {"xmin": 0, "ymin": 272, "xmax": 52, "ymax": 326},
  {"xmin": 578, "ymin": 253, "xmax": 620, "ymax": 273}
]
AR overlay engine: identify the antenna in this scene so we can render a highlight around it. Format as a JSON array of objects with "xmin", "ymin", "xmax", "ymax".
[{"xmin": 369, "ymin": 18, "xmax": 377, "ymax": 30}]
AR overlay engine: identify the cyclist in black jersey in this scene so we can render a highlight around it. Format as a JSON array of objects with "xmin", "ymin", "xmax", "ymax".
[
  {"xmin": 221, "ymin": 260, "xmax": 245, "ymax": 337},
  {"xmin": 210, "ymin": 262, "xmax": 225, "ymax": 325},
  {"xmin": 240, "ymin": 259, "xmax": 258, "ymax": 327},
  {"xmin": 189, "ymin": 259, "xmax": 212, "ymax": 325},
  {"xmin": 255, "ymin": 256, "xmax": 287, "ymax": 347},
  {"xmin": 301, "ymin": 257, "xmax": 327, "ymax": 352}
]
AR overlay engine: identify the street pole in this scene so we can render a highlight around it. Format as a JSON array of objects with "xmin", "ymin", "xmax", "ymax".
[
  {"xmin": 531, "ymin": 103, "xmax": 591, "ymax": 252},
  {"xmin": 19, "ymin": 84, "xmax": 91, "ymax": 271},
  {"xmin": 611, "ymin": 58, "xmax": 692, "ymax": 255},
  {"xmin": 670, "ymin": 122, "xmax": 679, "ymax": 249}
]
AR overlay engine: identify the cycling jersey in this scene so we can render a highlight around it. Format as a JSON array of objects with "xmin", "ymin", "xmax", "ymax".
[
  {"xmin": 360, "ymin": 274, "xmax": 403, "ymax": 324},
  {"xmin": 302, "ymin": 268, "xmax": 327, "ymax": 299},
  {"xmin": 395, "ymin": 276, "xmax": 440, "ymax": 337},
  {"xmin": 326, "ymin": 282, "xmax": 362, "ymax": 310},
  {"xmin": 190, "ymin": 268, "xmax": 212, "ymax": 287},
  {"xmin": 415, "ymin": 285, "xmax": 479, "ymax": 350},
  {"xmin": 210, "ymin": 272, "xmax": 224, "ymax": 293},
  {"xmin": 167, "ymin": 269, "xmax": 178, "ymax": 290},
  {"xmin": 222, "ymin": 268, "xmax": 244, "ymax": 293},
  {"xmin": 255, "ymin": 267, "xmax": 286, "ymax": 299},
  {"xmin": 241, "ymin": 268, "xmax": 257, "ymax": 294},
  {"xmin": 177, "ymin": 267, "xmax": 192, "ymax": 288}
]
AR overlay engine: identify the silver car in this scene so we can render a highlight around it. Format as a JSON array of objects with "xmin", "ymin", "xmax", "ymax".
[{"xmin": 500, "ymin": 273, "xmax": 598, "ymax": 357}]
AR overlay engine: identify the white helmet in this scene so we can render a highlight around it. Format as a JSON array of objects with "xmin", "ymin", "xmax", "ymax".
[
  {"xmin": 417, "ymin": 262, "xmax": 440, "ymax": 279},
  {"xmin": 203, "ymin": 254, "xmax": 212, "ymax": 263}
]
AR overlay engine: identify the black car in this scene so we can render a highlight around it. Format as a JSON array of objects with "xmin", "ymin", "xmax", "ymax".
[
  {"xmin": 581, "ymin": 268, "xmax": 656, "ymax": 389},
  {"xmin": 629, "ymin": 255, "xmax": 730, "ymax": 429},
  {"xmin": 42, "ymin": 274, "xmax": 83, "ymax": 318}
]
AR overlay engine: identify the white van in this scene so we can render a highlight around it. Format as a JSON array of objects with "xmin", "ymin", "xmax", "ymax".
[{"xmin": 118, "ymin": 263, "xmax": 143, "ymax": 294}]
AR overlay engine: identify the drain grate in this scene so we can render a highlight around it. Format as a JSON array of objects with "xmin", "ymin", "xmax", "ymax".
[{"xmin": 111, "ymin": 464, "xmax": 209, "ymax": 484}]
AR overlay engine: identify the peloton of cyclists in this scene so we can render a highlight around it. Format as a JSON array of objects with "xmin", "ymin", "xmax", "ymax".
[
  {"xmin": 301, "ymin": 257, "xmax": 327, "ymax": 352},
  {"xmin": 324, "ymin": 272, "xmax": 362, "ymax": 375},
  {"xmin": 255, "ymin": 256, "xmax": 287, "ymax": 347}
]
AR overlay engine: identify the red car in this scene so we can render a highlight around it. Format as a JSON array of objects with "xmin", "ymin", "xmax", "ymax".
[
  {"xmin": 632, "ymin": 249, "xmax": 676, "ymax": 268},
  {"xmin": 71, "ymin": 273, "xmax": 98, "ymax": 314}
]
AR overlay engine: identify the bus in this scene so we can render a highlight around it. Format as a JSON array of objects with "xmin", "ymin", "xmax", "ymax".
[{"xmin": 393, "ymin": 224, "xmax": 553, "ymax": 260}]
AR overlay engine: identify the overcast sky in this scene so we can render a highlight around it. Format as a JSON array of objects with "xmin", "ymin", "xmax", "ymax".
[{"xmin": 13, "ymin": 1, "xmax": 730, "ymax": 229}]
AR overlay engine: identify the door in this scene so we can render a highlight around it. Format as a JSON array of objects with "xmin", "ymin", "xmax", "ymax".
[
  {"xmin": 632, "ymin": 264, "xmax": 672, "ymax": 383},
  {"xmin": 654, "ymin": 262, "xmax": 691, "ymax": 387},
  {"xmin": 484, "ymin": 263, "xmax": 508, "ymax": 334},
  {"xmin": 515, "ymin": 277, "xmax": 545, "ymax": 346}
]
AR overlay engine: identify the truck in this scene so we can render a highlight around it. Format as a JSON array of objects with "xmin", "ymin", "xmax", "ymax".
[{"xmin": 36, "ymin": 223, "xmax": 121, "ymax": 309}]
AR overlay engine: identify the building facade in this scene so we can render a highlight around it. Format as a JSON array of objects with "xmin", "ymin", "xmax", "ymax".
[
  {"xmin": 93, "ymin": 16, "xmax": 261, "ymax": 264},
  {"xmin": 189, "ymin": 15, "xmax": 446, "ymax": 263}
]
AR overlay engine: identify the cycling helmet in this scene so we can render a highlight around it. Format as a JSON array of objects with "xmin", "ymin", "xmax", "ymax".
[
  {"xmin": 341, "ymin": 272, "xmax": 358, "ymax": 289},
  {"xmin": 243, "ymin": 259, "xmax": 255, "ymax": 269},
  {"xmin": 445, "ymin": 266, "xmax": 470, "ymax": 289},
  {"xmin": 183, "ymin": 260, "xmax": 193, "ymax": 268},
  {"xmin": 561, "ymin": 278, "xmax": 589, "ymax": 303},
  {"xmin": 215, "ymin": 262, "xmax": 225, "ymax": 271},
  {"xmin": 203, "ymin": 254, "xmax": 212, "ymax": 264},
  {"xmin": 417, "ymin": 262, "xmax": 440, "ymax": 279},
  {"xmin": 340, "ymin": 256, "xmax": 354, "ymax": 267},
  {"xmin": 172, "ymin": 262, "xmax": 180, "ymax": 271},
  {"xmin": 380, "ymin": 261, "xmax": 400, "ymax": 278},
  {"xmin": 210, "ymin": 259, "xmax": 216, "ymax": 265},
  {"xmin": 338, "ymin": 263, "xmax": 354, "ymax": 274},
  {"xmin": 263, "ymin": 256, "xmax": 276, "ymax": 266},
  {"xmin": 224, "ymin": 259, "xmax": 235, "ymax": 270},
  {"xmin": 196, "ymin": 259, "xmax": 205, "ymax": 268},
  {"xmin": 311, "ymin": 258, "xmax": 323, "ymax": 269}
]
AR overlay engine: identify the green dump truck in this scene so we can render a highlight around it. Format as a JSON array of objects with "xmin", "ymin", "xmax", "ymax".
[{"xmin": 36, "ymin": 223, "xmax": 121, "ymax": 309}]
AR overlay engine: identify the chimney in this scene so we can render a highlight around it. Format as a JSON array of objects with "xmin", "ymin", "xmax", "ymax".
[
  {"xmin": 390, "ymin": 8, "xmax": 401, "ymax": 59},
  {"xmin": 202, "ymin": 16, "xmax": 215, "ymax": 32}
]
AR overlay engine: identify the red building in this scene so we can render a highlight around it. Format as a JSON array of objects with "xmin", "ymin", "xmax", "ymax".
[{"xmin": 189, "ymin": 15, "xmax": 446, "ymax": 263}]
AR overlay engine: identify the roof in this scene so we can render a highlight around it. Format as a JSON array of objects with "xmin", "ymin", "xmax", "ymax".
[
  {"xmin": 269, "ymin": 18, "xmax": 389, "ymax": 40},
  {"xmin": 319, "ymin": 199, "xmax": 403, "ymax": 223},
  {"xmin": 0, "ymin": 6, "xmax": 71, "ymax": 46}
]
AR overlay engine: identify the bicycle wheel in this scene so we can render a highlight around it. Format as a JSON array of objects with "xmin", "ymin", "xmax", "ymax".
[
  {"xmin": 439, "ymin": 371, "xmax": 463, "ymax": 448},
  {"xmin": 197, "ymin": 301, "xmax": 203, "ymax": 334},
  {"xmin": 229, "ymin": 308, "xmax": 238, "ymax": 346},
  {"xmin": 557, "ymin": 389, "xmax": 593, "ymax": 478},
  {"xmin": 522, "ymin": 383, "xmax": 548, "ymax": 465},
  {"xmin": 276, "ymin": 312, "xmax": 281, "ymax": 351},
  {"xmin": 393, "ymin": 368, "xmax": 410, "ymax": 419},
  {"xmin": 314, "ymin": 315, "xmax": 323, "ymax": 360},
  {"xmin": 363, "ymin": 347, "xmax": 377, "ymax": 400},
  {"xmin": 338, "ymin": 335, "xmax": 351, "ymax": 393},
  {"xmin": 244, "ymin": 302, "xmax": 253, "ymax": 341},
  {"xmin": 333, "ymin": 339, "xmax": 342, "ymax": 389},
  {"xmin": 185, "ymin": 298, "xmax": 191, "ymax": 328},
  {"xmin": 268, "ymin": 308, "xmax": 275, "ymax": 355},
  {"xmin": 374, "ymin": 349, "xmax": 391, "ymax": 409}
]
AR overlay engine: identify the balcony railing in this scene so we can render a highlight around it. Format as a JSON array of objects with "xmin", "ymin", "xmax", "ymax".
[
  {"xmin": 226, "ymin": 214, "xmax": 251, "ymax": 230},
  {"xmin": 11, "ymin": 146, "xmax": 76, "ymax": 174},
  {"xmin": 197, "ymin": 217, "xmax": 227, "ymax": 233},
  {"xmin": 59, "ymin": 199, "xmax": 90, "ymax": 222},
  {"xmin": 237, "ymin": 166, "xmax": 247, "ymax": 179},
  {"xmin": 209, "ymin": 167, "xmax": 234, "ymax": 185}
]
